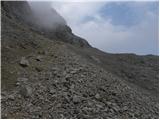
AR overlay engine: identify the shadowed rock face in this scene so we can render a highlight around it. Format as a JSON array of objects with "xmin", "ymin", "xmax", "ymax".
[
  {"xmin": 2, "ymin": 1, "xmax": 90, "ymax": 47},
  {"xmin": 1, "ymin": 1, "xmax": 159, "ymax": 119}
]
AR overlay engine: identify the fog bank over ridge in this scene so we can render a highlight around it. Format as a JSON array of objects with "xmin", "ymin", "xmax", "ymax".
[
  {"xmin": 28, "ymin": 1, "xmax": 67, "ymax": 30},
  {"xmin": 28, "ymin": 1, "xmax": 158, "ymax": 55}
]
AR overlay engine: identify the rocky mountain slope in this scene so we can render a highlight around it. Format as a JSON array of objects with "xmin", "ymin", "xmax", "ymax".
[{"xmin": 1, "ymin": 1, "xmax": 159, "ymax": 119}]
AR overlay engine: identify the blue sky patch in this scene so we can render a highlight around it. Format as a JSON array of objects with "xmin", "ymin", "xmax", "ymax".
[{"xmin": 99, "ymin": 2, "xmax": 158, "ymax": 27}]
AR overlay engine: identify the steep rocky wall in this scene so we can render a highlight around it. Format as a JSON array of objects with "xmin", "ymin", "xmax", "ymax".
[{"xmin": 1, "ymin": 1, "xmax": 91, "ymax": 47}]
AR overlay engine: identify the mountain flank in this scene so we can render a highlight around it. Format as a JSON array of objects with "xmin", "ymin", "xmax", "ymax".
[{"xmin": 1, "ymin": 1, "xmax": 159, "ymax": 119}]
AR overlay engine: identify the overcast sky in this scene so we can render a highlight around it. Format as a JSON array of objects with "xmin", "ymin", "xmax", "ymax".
[{"xmin": 51, "ymin": 1, "xmax": 159, "ymax": 55}]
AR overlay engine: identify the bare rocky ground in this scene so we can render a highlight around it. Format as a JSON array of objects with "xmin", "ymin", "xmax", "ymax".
[
  {"xmin": 1, "ymin": 1, "xmax": 159, "ymax": 119},
  {"xmin": 1, "ymin": 43, "xmax": 158, "ymax": 118}
]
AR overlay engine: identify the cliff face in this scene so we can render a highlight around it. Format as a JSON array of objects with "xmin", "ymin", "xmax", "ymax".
[
  {"xmin": 1, "ymin": 1, "xmax": 159, "ymax": 119},
  {"xmin": 2, "ymin": 1, "xmax": 90, "ymax": 47},
  {"xmin": 1, "ymin": 1, "xmax": 32, "ymax": 21}
]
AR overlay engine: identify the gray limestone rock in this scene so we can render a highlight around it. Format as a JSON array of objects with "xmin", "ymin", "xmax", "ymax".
[
  {"xmin": 72, "ymin": 95, "xmax": 81, "ymax": 104},
  {"xmin": 19, "ymin": 85, "xmax": 32, "ymax": 98},
  {"xmin": 19, "ymin": 57, "xmax": 29, "ymax": 67}
]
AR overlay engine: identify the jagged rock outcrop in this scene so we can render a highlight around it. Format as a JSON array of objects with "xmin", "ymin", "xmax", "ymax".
[{"xmin": 1, "ymin": 1, "xmax": 159, "ymax": 119}]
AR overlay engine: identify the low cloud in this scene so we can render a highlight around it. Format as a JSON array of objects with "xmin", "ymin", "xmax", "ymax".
[{"xmin": 28, "ymin": 1, "xmax": 66, "ymax": 30}]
